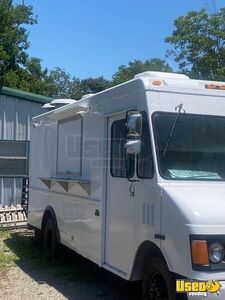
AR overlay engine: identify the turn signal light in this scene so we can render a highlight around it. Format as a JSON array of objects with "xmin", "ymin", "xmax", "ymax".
[
  {"xmin": 205, "ymin": 84, "xmax": 225, "ymax": 90},
  {"xmin": 191, "ymin": 240, "xmax": 209, "ymax": 266}
]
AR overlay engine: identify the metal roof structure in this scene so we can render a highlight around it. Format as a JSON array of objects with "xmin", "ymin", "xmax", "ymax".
[
  {"xmin": 0, "ymin": 86, "xmax": 52, "ymax": 104},
  {"xmin": 0, "ymin": 87, "xmax": 52, "ymax": 207}
]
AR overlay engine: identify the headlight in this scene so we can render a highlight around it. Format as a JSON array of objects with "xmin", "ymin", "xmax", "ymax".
[{"xmin": 208, "ymin": 242, "xmax": 225, "ymax": 263}]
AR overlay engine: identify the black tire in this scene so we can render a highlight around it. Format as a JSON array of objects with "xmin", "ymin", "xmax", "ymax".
[
  {"xmin": 143, "ymin": 258, "xmax": 176, "ymax": 300},
  {"xmin": 34, "ymin": 227, "xmax": 42, "ymax": 247},
  {"xmin": 43, "ymin": 218, "xmax": 58, "ymax": 258}
]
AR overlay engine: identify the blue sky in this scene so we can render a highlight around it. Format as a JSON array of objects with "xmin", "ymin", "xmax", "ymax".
[{"xmin": 15, "ymin": 0, "xmax": 225, "ymax": 79}]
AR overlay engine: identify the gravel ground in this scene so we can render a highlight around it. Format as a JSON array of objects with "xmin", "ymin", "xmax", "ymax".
[{"xmin": 0, "ymin": 229, "xmax": 141, "ymax": 300}]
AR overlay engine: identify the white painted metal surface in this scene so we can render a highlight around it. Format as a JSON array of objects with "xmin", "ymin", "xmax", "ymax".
[
  {"xmin": 134, "ymin": 71, "xmax": 190, "ymax": 80},
  {"xmin": 28, "ymin": 72, "xmax": 225, "ymax": 299}
]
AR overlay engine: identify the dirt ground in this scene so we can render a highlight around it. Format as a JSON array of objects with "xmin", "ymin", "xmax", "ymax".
[{"xmin": 0, "ymin": 229, "xmax": 141, "ymax": 300}]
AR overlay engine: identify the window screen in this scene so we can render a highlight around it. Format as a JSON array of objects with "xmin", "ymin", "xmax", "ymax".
[
  {"xmin": 110, "ymin": 119, "xmax": 134, "ymax": 178},
  {"xmin": 137, "ymin": 112, "xmax": 154, "ymax": 179},
  {"xmin": 0, "ymin": 141, "xmax": 29, "ymax": 176},
  {"xmin": 57, "ymin": 117, "xmax": 82, "ymax": 177}
]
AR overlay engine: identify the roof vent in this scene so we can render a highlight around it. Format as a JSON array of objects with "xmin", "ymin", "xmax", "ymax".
[
  {"xmin": 134, "ymin": 71, "xmax": 190, "ymax": 80},
  {"xmin": 51, "ymin": 99, "xmax": 77, "ymax": 105},
  {"xmin": 81, "ymin": 94, "xmax": 95, "ymax": 99},
  {"xmin": 42, "ymin": 98, "xmax": 77, "ymax": 110},
  {"xmin": 42, "ymin": 103, "xmax": 55, "ymax": 110}
]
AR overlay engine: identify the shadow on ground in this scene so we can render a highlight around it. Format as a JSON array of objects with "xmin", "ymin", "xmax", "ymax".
[{"xmin": 5, "ymin": 230, "xmax": 142, "ymax": 300}]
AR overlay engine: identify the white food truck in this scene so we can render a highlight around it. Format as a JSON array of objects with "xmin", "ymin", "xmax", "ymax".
[{"xmin": 28, "ymin": 72, "xmax": 225, "ymax": 300}]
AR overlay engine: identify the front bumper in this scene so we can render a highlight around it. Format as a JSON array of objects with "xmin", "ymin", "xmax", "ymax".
[{"xmin": 186, "ymin": 281, "xmax": 225, "ymax": 300}]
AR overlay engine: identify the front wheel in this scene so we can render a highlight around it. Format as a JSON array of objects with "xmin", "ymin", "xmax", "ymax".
[
  {"xmin": 43, "ymin": 218, "xmax": 58, "ymax": 257},
  {"xmin": 143, "ymin": 258, "xmax": 176, "ymax": 300}
]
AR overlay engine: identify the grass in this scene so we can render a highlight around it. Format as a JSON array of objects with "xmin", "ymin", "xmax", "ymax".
[
  {"xmin": 0, "ymin": 230, "xmax": 17, "ymax": 267},
  {"xmin": 0, "ymin": 229, "xmax": 142, "ymax": 300},
  {"xmin": 0, "ymin": 229, "xmax": 94, "ymax": 282}
]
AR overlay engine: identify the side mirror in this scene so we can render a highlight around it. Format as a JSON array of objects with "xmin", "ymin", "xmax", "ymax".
[
  {"xmin": 127, "ymin": 110, "xmax": 142, "ymax": 139},
  {"xmin": 125, "ymin": 140, "xmax": 141, "ymax": 155},
  {"xmin": 125, "ymin": 110, "xmax": 143, "ymax": 179}
]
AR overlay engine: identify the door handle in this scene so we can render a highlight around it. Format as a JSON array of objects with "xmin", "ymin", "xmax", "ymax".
[{"xmin": 95, "ymin": 209, "xmax": 100, "ymax": 216}]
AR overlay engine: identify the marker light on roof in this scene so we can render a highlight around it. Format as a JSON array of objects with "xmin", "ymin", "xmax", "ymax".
[
  {"xmin": 152, "ymin": 80, "xmax": 162, "ymax": 86},
  {"xmin": 205, "ymin": 84, "xmax": 225, "ymax": 90}
]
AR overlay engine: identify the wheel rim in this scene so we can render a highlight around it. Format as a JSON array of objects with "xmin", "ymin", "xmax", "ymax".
[{"xmin": 148, "ymin": 271, "xmax": 169, "ymax": 300}]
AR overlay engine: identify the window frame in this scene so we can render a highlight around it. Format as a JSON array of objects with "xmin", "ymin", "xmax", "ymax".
[
  {"xmin": 0, "ymin": 140, "xmax": 29, "ymax": 178},
  {"xmin": 110, "ymin": 118, "xmax": 135, "ymax": 178},
  {"xmin": 56, "ymin": 116, "xmax": 83, "ymax": 178},
  {"xmin": 110, "ymin": 112, "xmax": 154, "ymax": 180},
  {"xmin": 136, "ymin": 111, "xmax": 154, "ymax": 179},
  {"xmin": 152, "ymin": 111, "xmax": 225, "ymax": 182}
]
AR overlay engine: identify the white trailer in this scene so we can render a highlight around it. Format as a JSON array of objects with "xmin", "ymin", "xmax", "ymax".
[{"xmin": 28, "ymin": 72, "xmax": 225, "ymax": 300}]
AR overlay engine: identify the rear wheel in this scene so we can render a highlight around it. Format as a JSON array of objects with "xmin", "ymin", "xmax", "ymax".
[
  {"xmin": 43, "ymin": 218, "xmax": 58, "ymax": 257},
  {"xmin": 143, "ymin": 258, "xmax": 176, "ymax": 300},
  {"xmin": 34, "ymin": 227, "xmax": 42, "ymax": 246}
]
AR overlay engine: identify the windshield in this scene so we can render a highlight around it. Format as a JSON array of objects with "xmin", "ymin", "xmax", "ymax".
[{"xmin": 153, "ymin": 112, "xmax": 225, "ymax": 181}]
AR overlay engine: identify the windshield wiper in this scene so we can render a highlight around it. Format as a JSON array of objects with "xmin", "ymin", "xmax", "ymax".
[{"xmin": 163, "ymin": 103, "xmax": 185, "ymax": 158}]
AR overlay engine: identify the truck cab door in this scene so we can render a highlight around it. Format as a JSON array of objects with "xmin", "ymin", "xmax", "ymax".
[{"xmin": 104, "ymin": 111, "xmax": 161, "ymax": 276}]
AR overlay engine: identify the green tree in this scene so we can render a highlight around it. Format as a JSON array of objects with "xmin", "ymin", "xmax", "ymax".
[
  {"xmin": 68, "ymin": 76, "xmax": 112, "ymax": 100},
  {"xmin": 45, "ymin": 67, "xmax": 72, "ymax": 98},
  {"xmin": 2, "ymin": 57, "xmax": 49, "ymax": 94},
  {"xmin": 166, "ymin": 8, "xmax": 225, "ymax": 80},
  {"xmin": 112, "ymin": 59, "xmax": 173, "ymax": 85},
  {"xmin": 21, "ymin": 57, "xmax": 49, "ymax": 94},
  {"xmin": 0, "ymin": 0, "xmax": 37, "ymax": 85},
  {"xmin": 79, "ymin": 77, "xmax": 111, "ymax": 96}
]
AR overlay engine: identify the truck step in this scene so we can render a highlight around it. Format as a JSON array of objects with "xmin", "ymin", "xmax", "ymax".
[{"xmin": 0, "ymin": 205, "xmax": 27, "ymax": 228}]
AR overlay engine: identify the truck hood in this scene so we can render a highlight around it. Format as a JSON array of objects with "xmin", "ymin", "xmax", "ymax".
[
  {"xmin": 161, "ymin": 182, "xmax": 225, "ymax": 231},
  {"xmin": 160, "ymin": 182, "xmax": 225, "ymax": 279}
]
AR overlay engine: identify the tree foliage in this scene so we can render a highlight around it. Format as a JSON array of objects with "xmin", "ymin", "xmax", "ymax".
[
  {"xmin": 72, "ymin": 77, "xmax": 112, "ymax": 99},
  {"xmin": 0, "ymin": 0, "xmax": 37, "ymax": 85},
  {"xmin": 42, "ymin": 69, "xmax": 112, "ymax": 100},
  {"xmin": 44, "ymin": 67, "xmax": 72, "ymax": 98},
  {"xmin": 112, "ymin": 59, "xmax": 173, "ymax": 85},
  {"xmin": 166, "ymin": 8, "xmax": 225, "ymax": 80}
]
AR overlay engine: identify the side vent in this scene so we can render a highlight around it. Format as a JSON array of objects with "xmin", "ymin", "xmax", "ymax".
[{"xmin": 142, "ymin": 203, "xmax": 155, "ymax": 226}]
